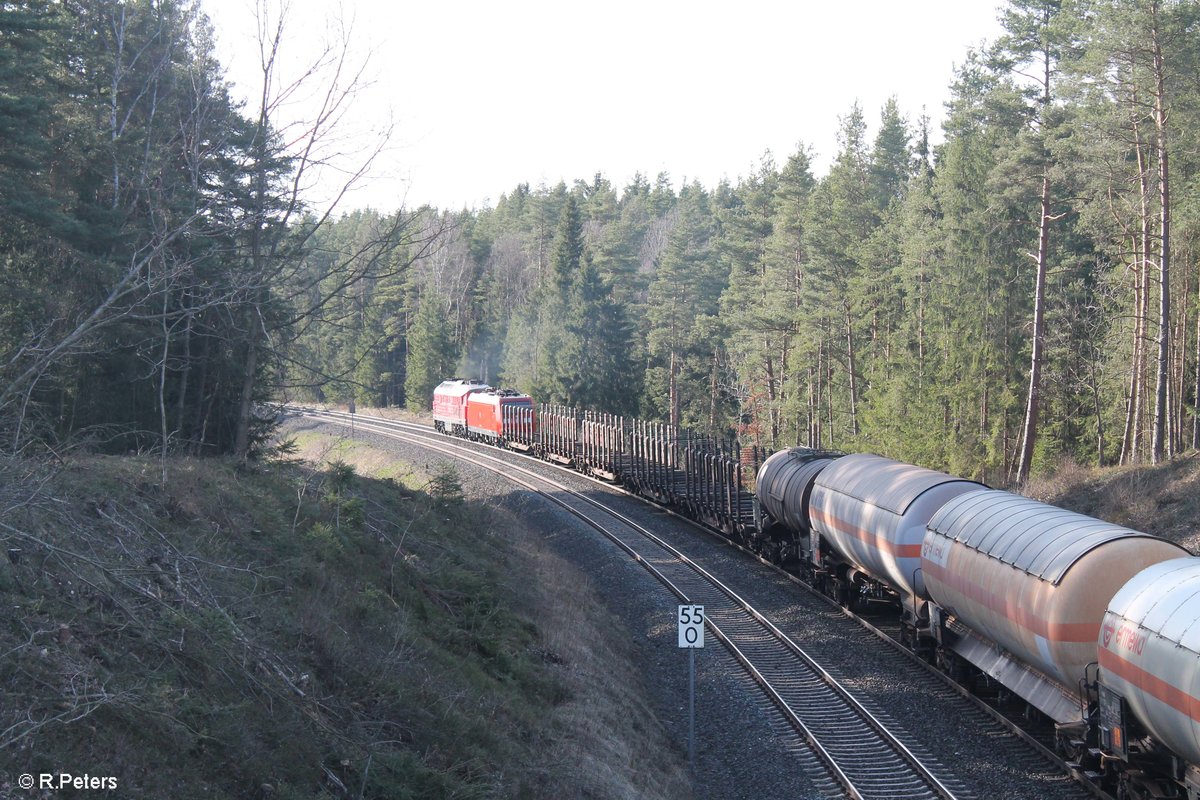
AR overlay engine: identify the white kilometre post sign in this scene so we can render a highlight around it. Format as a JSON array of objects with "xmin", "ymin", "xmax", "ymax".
[{"xmin": 678, "ymin": 604, "xmax": 704, "ymax": 770}]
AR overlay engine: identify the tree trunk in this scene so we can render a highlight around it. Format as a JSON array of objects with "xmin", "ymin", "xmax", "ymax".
[
  {"xmin": 233, "ymin": 301, "xmax": 263, "ymax": 460},
  {"xmin": 668, "ymin": 349, "xmax": 680, "ymax": 428},
  {"xmin": 1193, "ymin": 264, "xmax": 1200, "ymax": 450},
  {"xmin": 191, "ymin": 334, "xmax": 212, "ymax": 454},
  {"xmin": 1134, "ymin": 213, "xmax": 1152, "ymax": 461},
  {"xmin": 826, "ymin": 341, "xmax": 835, "ymax": 449},
  {"xmin": 158, "ymin": 288, "xmax": 172, "ymax": 483},
  {"xmin": 917, "ymin": 269, "xmax": 926, "ymax": 387},
  {"xmin": 174, "ymin": 310, "xmax": 193, "ymax": 440},
  {"xmin": 1150, "ymin": 1, "xmax": 1171, "ymax": 463},
  {"xmin": 764, "ymin": 351, "xmax": 778, "ymax": 445},
  {"xmin": 779, "ymin": 339, "xmax": 790, "ymax": 445},
  {"xmin": 807, "ymin": 363, "xmax": 817, "ymax": 448},
  {"xmin": 1016, "ymin": 173, "xmax": 1052, "ymax": 485},
  {"xmin": 1119, "ymin": 230, "xmax": 1146, "ymax": 465},
  {"xmin": 844, "ymin": 302, "xmax": 859, "ymax": 438},
  {"xmin": 708, "ymin": 349, "xmax": 720, "ymax": 434},
  {"xmin": 1091, "ymin": 352, "xmax": 1106, "ymax": 466},
  {"xmin": 1015, "ymin": 36, "xmax": 1056, "ymax": 486},
  {"xmin": 1172, "ymin": 267, "xmax": 1188, "ymax": 452},
  {"xmin": 813, "ymin": 341, "xmax": 825, "ymax": 448}
]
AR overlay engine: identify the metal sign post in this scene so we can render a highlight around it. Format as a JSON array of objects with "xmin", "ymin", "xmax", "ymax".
[{"xmin": 677, "ymin": 604, "xmax": 704, "ymax": 770}]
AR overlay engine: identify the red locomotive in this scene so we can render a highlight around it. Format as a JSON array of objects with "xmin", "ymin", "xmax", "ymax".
[
  {"xmin": 432, "ymin": 379, "xmax": 490, "ymax": 435},
  {"xmin": 465, "ymin": 388, "xmax": 536, "ymax": 450}
]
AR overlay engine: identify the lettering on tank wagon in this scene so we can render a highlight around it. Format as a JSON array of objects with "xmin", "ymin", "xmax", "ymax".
[
  {"xmin": 1103, "ymin": 622, "xmax": 1148, "ymax": 656},
  {"xmin": 922, "ymin": 537, "xmax": 951, "ymax": 568}
]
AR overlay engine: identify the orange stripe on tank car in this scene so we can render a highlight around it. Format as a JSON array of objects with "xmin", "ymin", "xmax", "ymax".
[
  {"xmin": 923, "ymin": 560, "xmax": 1100, "ymax": 643},
  {"xmin": 1100, "ymin": 646, "xmax": 1200, "ymax": 724},
  {"xmin": 810, "ymin": 508, "xmax": 923, "ymax": 558}
]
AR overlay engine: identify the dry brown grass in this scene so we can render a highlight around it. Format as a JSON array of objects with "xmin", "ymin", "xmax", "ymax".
[
  {"xmin": 1022, "ymin": 457, "xmax": 1097, "ymax": 504},
  {"xmin": 503, "ymin": 527, "xmax": 691, "ymax": 798}
]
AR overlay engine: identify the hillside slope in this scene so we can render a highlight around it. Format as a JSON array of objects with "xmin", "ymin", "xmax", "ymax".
[
  {"xmin": 1026, "ymin": 453, "xmax": 1200, "ymax": 550},
  {"xmin": 0, "ymin": 446, "xmax": 689, "ymax": 798}
]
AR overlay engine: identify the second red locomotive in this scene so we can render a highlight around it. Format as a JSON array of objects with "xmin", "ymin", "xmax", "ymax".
[{"xmin": 432, "ymin": 380, "xmax": 536, "ymax": 450}]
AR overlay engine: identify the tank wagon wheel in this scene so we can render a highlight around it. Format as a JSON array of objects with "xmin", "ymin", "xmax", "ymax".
[{"xmin": 934, "ymin": 647, "xmax": 965, "ymax": 681}]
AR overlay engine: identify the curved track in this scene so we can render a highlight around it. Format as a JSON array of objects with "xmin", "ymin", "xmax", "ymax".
[{"xmin": 288, "ymin": 406, "xmax": 965, "ymax": 800}]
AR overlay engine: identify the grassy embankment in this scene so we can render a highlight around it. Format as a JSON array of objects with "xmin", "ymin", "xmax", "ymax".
[{"xmin": 0, "ymin": 429, "xmax": 689, "ymax": 798}]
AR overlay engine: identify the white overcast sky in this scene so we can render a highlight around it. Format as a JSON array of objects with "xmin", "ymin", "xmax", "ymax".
[{"xmin": 202, "ymin": 0, "xmax": 1005, "ymax": 212}]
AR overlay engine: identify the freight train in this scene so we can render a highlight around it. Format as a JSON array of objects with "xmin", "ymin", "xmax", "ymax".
[{"xmin": 431, "ymin": 378, "xmax": 1200, "ymax": 800}]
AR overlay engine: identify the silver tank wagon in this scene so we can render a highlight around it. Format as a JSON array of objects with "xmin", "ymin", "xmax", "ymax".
[
  {"xmin": 808, "ymin": 453, "xmax": 980, "ymax": 599},
  {"xmin": 1099, "ymin": 557, "xmax": 1200, "ymax": 767},
  {"xmin": 922, "ymin": 488, "xmax": 1187, "ymax": 723}
]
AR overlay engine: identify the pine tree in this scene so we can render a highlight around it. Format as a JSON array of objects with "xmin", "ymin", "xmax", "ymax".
[
  {"xmin": 551, "ymin": 193, "xmax": 584, "ymax": 293},
  {"xmin": 550, "ymin": 256, "xmax": 637, "ymax": 412},
  {"xmin": 868, "ymin": 98, "xmax": 914, "ymax": 215},
  {"xmin": 935, "ymin": 52, "xmax": 1031, "ymax": 479},
  {"xmin": 719, "ymin": 153, "xmax": 789, "ymax": 444},
  {"xmin": 993, "ymin": 0, "xmax": 1071, "ymax": 483}
]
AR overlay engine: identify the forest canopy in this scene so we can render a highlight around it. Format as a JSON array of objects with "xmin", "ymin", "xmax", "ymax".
[
  {"xmin": 2, "ymin": 0, "xmax": 1198, "ymax": 485},
  {"xmin": 299, "ymin": 0, "xmax": 1200, "ymax": 484}
]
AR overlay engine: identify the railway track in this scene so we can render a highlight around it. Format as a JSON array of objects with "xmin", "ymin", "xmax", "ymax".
[
  {"xmin": 289, "ymin": 406, "xmax": 964, "ymax": 799},
  {"xmin": 280, "ymin": 410, "xmax": 1104, "ymax": 800}
]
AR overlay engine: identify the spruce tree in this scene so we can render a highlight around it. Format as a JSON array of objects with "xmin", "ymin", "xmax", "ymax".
[
  {"xmin": 404, "ymin": 291, "xmax": 458, "ymax": 413},
  {"xmin": 644, "ymin": 182, "xmax": 724, "ymax": 429}
]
